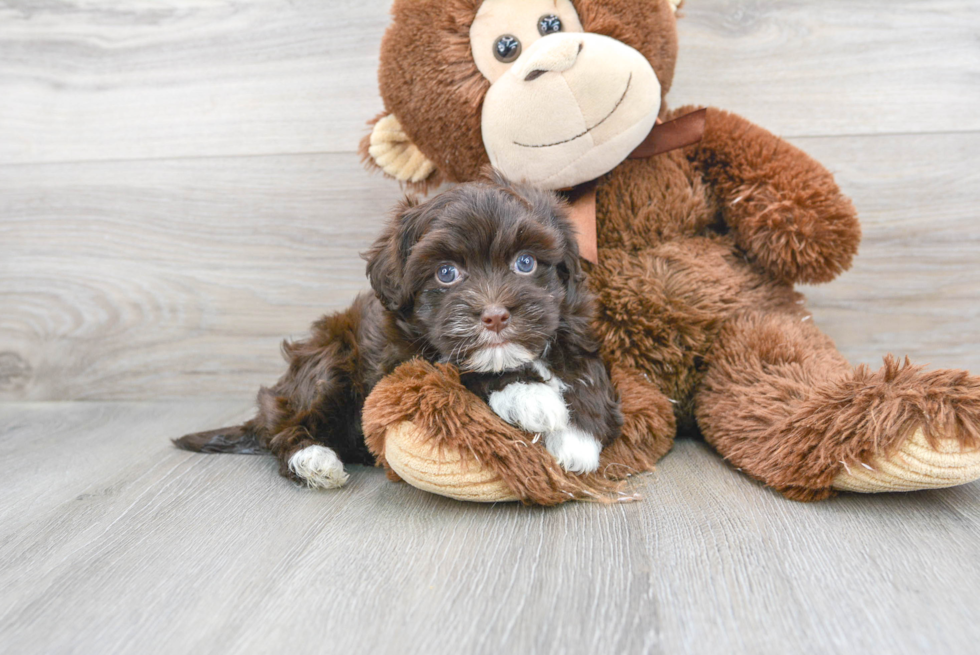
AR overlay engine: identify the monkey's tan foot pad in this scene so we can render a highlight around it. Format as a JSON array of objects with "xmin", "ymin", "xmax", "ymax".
[
  {"xmin": 384, "ymin": 421, "xmax": 520, "ymax": 503},
  {"xmin": 833, "ymin": 428, "xmax": 980, "ymax": 493}
]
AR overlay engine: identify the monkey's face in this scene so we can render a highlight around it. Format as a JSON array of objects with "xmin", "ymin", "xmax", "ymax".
[
  {"xmin": 368, "ymin": 0, "xmax": 679, "ymax": 187},
  {"xmin": 471, "ymin": 0, "xmax": 662, "ymax": 190}
]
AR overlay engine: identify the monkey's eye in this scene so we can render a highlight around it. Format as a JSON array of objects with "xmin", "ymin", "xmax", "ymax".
[
  {"xmin": 513, "ymin": 253, "xmax": 537, "ymax": 275},
  {"xmin": 493, "ymin": 35, "xmax": 521, "ymax": 63},
  {"xmin": 538, "ymin": 15, "xmax": 563, "ymax": 36},
  {"xmin": 436, "ymin": 263, "xmax": 461, "ymax": 285}
]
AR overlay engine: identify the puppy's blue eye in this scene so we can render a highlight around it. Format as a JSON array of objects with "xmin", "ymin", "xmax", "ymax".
[
  {"xmin": 436, "ymin": 263, "xmax": 459, "ymax": 284},
  {"xmin": 514, "ymin": 253, "xmax": 536, "ymax": 274}
]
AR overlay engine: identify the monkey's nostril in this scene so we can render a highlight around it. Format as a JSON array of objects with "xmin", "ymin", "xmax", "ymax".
[{"xmin": 524, "ymin": 69, "xmax": 545, "ymax": 82}]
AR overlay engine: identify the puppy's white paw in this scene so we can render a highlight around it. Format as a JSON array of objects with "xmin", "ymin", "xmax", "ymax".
[
  {"xmin": 288, "ymin": 445, "xmax": 349, "ymax": 489},
  {"xmin": 545, "ymin": 426, "xmax": 602, "ymax": 474},
  {"xmin": 489, "ymin": 382, "xmax": 569, "ymax": 434}
]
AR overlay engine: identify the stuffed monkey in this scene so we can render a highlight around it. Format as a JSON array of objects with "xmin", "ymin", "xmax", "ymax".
[{"xmin": 358, "ymin": 0, "xmax": 980, "ymax": 503}]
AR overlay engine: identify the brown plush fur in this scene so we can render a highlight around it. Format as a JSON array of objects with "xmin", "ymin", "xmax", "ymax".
[{"xmin": 362, "ymin": 0, "xmax": 980, "ymax": 501}]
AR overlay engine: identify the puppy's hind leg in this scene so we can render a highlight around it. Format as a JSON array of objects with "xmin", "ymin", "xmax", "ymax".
[
  {"xmin": 255, "ymin": 298, "xmax": 383, "ymax": 490},
  {"xmin": 261, "ymin": 400, "xmax": 354, "ymax": 492},
  {"xmin": 279, "ymin": 429, "xmax": 350, "ymax": 490}
]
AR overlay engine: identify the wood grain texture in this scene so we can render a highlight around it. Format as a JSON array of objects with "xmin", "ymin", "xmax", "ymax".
[
  {"xmin": 2, "ymin": 0, "xmax": 979, "ymax": 400},
  {"xmin": 1, "ymin": 401, "xmax": 979, "ymax": 655},
  {"xmin": 670, "ymin": 0, "xmax": 980, "ymax": 138},
  {"xmin": 0, "ymin": 154, "xmax": 404, "ymax": 400},
  {"xmin": 0, "ymin": 0, "xmax": 390, "ymax": 165},
  {"xmin": 3, "ymin": 133, "xmax": 978, "ymax": 401},
  {"xmin": 796, "ymin": 131, "xmax": 980, "ymax": 371},
  {"xmin": 1, "ymin": 0, "xmax": 978, "ymax": 167}
]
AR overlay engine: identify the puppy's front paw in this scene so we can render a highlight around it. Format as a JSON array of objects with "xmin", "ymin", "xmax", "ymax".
[
  {"xmin": 545, "ymin": 426, "xmax": 601, "ymax": 474},
  {"xmin": 488, "ymin": 382, "xmax": 569, "ymax": 434},
  {"xmin": 288, "ymin": 445, "xmax": 349, "ymax": 489}
]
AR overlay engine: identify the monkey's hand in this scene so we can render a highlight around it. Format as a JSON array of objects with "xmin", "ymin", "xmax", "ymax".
[{"xmin": 685, "ymin": 106, "xmax": 861, "ymax": 285}]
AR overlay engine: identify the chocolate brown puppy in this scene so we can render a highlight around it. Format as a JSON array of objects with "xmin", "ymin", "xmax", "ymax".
[{"xmin": 174, "ymin": 175, "xmax": 621, "ymax": 487}]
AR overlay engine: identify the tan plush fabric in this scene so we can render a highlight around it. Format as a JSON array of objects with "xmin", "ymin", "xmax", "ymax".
[
  {"xmin": 385, "ymin": 421, "xmax": 520, "ymax": 502},
  {"xmin": 362, "ymin": 359, "xmax": 674, "ymax": 505},
  {"xmin": 833, "ymin": 428, "xmax": 980, "ymax": 493},
  {"xmin": 363, "ymin": 0, "xmax": 679, "ymax": 188},
  {"xmin": 480, "ymin": 33, "xmax": 661, "ymax": 190},
  {"xmin": 367, "ymin": 114, "xmax": 437, "ymax": 184},
  {"xmin": 469, "ymin": 0, "xmax": 584, "ymax": 83}
]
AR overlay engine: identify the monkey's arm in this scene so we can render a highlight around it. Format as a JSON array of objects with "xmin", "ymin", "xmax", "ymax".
[{"xmin": 683, "ymin": 106, "xmax": 861, "ymax": 285}]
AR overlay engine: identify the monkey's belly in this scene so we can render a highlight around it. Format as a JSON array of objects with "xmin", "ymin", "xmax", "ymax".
[{"xmin": 586, "ymin": 238, "xmax": 771, "ymax": 406}]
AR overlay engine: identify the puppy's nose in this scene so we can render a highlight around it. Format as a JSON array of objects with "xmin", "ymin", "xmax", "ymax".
[{"xmin": 481, "ymin": 307, "xmax": 511, "ymax": 333}]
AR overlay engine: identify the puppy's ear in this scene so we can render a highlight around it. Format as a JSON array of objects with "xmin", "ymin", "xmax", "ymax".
[
  {"xmin": 363, "ymin": 196, "xmax": 435, "ymax": 311},
  {"xmin": 551, "ymin": 199, "xmax": 587, "ymax": 305},
  {"xmin": 364, "ymin": 198, "xmax": 413, "ymax": 310}
]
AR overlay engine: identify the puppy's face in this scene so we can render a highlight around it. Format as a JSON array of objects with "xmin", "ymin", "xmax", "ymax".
[{"xmin": 366, "ymin": 176, "xmax": 585, "ymax": 373}]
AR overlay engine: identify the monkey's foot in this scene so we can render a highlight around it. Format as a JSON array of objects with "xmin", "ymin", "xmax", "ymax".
[
  {"xmin": 833, "ymin": 428, "xmax": 980, "ymax": 493},
  {"xmin": 385, "ymin": 421, "xmax": 519, "ymax": 502}
]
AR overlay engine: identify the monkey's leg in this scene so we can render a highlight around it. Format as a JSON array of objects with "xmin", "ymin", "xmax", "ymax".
[
  {"xmin": 361, "ymin": 360, "xmax": 676, "ymax": 504},
  {"xmin": 598, "ymin": 365, "xmax": 677, "ymax": 480},
  {"xmin": 695, "ymin": 310, "xmax": 980, "ymax": 501}
]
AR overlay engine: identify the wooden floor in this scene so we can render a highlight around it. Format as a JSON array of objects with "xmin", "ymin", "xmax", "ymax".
[
  {"xmin": 2, "ymin": 1, "xmax": 980, "ymax": 653},
  {"xmin": 3, "ymin": 402, "xmax": 980, "ymax": 654}
]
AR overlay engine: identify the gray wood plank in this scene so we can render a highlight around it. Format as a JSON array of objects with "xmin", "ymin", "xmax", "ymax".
[
  {"xmin": 0, "ymin": 153, "xmax": 404, "ymax": 401},
  {"xmin": 0, "ymin": 400, "xmax": 251, "ymax": 533},
  {"xmin": 1, "ymin": 402, "xmax": 978, "ymax": 654},
  {"xmin": 1, "ymin": 0, "xmax": 977, "ymax": 166},
  {"xmin": 0, "ymin": 0, "xmax": 390, "ymax": 165},
  {"xmin": 3, "ymin": 132, "xmax": 979, "ymax": 401},
  {"xmin": 670, "ymin": 0, "xmax": 980, "ymax": 138},
  {"xmin": 796, "ymin": 131, "xmax": 980, "ymax": 371}
]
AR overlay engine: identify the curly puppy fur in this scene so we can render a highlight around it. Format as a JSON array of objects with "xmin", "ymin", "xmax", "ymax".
[{"xmin": 174, "ymin": 175, "xmax": 623, "ymax": 487}]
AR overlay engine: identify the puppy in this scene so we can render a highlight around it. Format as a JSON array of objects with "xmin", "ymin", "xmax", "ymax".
[{"xmin": 174, "ymin": 175, "xmax": 622, "ymax": 488}]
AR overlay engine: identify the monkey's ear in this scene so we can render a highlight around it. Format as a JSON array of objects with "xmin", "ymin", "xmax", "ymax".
[{"xmin": 360, "ymin": 114, "xmax": 437, "ymax": 185}]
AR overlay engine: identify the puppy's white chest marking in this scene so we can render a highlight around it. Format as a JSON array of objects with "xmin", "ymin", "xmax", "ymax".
[
  {"xmin": 288, "ymin": 445, "xmax": 349, "ymax": 489},
  {"xmin": 489, "ymin": 381, "xmax": 569, "ymax": 434}
]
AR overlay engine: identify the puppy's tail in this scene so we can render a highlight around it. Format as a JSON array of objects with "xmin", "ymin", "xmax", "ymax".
[{"xmin": 172, "ymin": 423, "xmax": 266, "ymax": 455}]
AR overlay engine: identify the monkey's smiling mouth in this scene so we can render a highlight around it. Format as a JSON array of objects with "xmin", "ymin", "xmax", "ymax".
[{"xmin": 513, "ymin": 73, "xmax": 632, "ymax": 149}]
